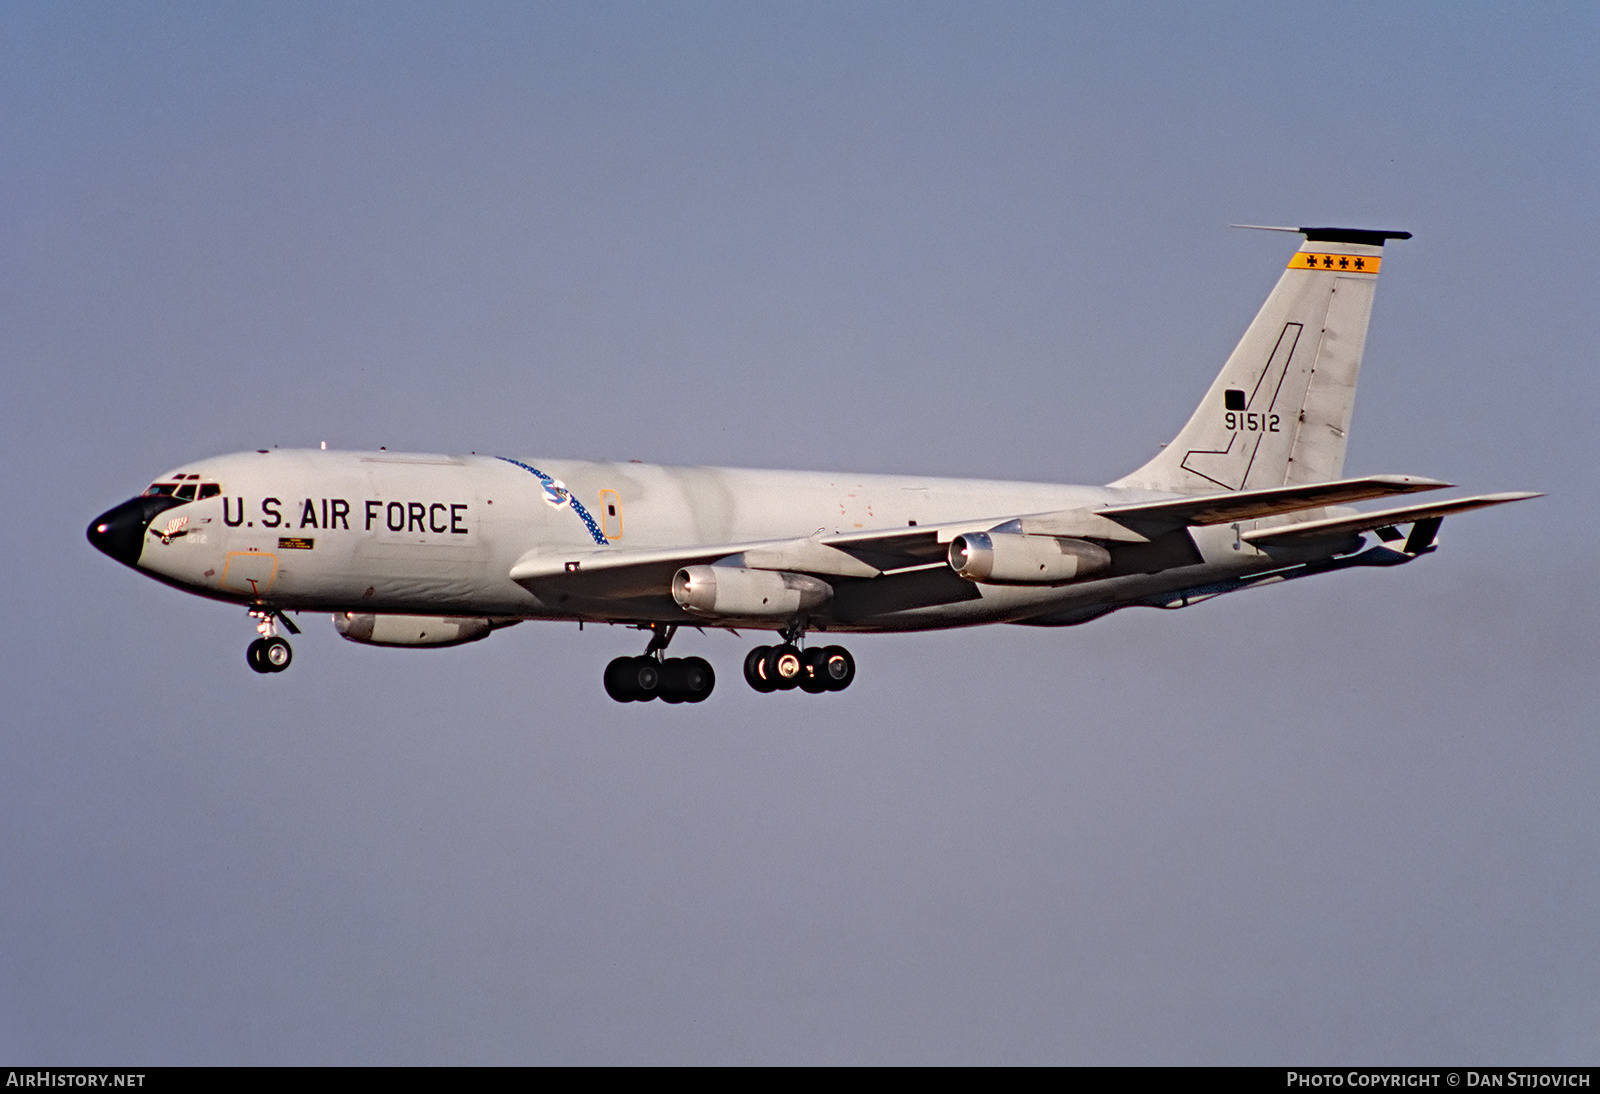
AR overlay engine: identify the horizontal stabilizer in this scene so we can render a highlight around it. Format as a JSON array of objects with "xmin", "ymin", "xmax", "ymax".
[
  {"xmin": 1241, "ymin": 491, "xmax": 1542, "ymax": 546},
  {"xmin": 1232, "ymin": 225, "xmax": 1413, "ymax": 246},
  {"xmin": 1095, "ymin": 474, "xmax": 1451, "ymax": 531}
]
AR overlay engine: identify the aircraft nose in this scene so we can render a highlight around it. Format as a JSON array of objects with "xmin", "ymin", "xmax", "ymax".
[{"xmin": 87, "ymin": 495, "xmax": 186, "ymax": 568}]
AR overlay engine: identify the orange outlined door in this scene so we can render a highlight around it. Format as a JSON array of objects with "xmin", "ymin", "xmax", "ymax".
[
  {"xmin": 220, "ymin": 551, "xmax": 278, "ymax": 596},
  {"xmin": 598, "ymin": 490, "xmax": 623, "ymax": 540}
]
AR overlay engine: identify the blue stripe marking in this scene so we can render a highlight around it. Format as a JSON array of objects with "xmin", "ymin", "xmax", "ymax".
[{"xmin": 496, "ymin": 457, "xmax": 609, "ymax": 545}]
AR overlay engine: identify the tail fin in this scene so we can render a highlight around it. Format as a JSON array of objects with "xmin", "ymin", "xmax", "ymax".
[{"xmin": 1111, "ymin": 227, "xmax": 1410, "ymax": 494}]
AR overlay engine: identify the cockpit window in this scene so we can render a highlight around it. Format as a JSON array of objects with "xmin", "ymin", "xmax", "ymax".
[{"xmin": 141, "ymin": 481, "xmax": 220, "ymax": 500}]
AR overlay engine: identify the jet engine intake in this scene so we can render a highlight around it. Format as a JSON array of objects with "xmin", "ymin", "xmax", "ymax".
[
  {"xmin": 948, "ymin": 532, "xmax": 1111, "ymax": 585},
  {"xmin": 333, "ymin": 613, "xmax": 497, "ymax": 647},
  {"xmin": 672, "ymin": 566, "xmax": 832, "ymax": 619}
]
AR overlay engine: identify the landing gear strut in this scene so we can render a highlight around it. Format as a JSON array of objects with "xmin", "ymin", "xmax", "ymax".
[
  {"xmin": 246, "ymin": 609, "xmax": 296, "ymax": 674},
  {"xmin": 604, "ymin": 623, "xmax": 715, "ymax": 704}
]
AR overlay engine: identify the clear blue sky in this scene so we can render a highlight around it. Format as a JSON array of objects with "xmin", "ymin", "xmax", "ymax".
[{"xmin": 3, "ymin": 2, "xmax": 1596, "ymax": 1063}]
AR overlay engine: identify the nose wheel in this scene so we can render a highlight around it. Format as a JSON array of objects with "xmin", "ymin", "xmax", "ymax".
[
  {"xmin": 246, "ymin": 608, "xmax": 297, "ymax": 674},
  {"xmin": 247, "ymin": 636, "xmax": 293, "ymax": 674}
]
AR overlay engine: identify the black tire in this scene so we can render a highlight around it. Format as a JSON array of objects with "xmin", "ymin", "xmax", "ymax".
[
  {"xmin": 601, "ymin": 652, "xmax": 640, "ymax": 703},
  {"xmin": 799, "ymin": 647, "xmax": 830, "ymax": 693},
  {"xmin": 606, "ymin": 656, "xmax": 663, "ymax": 702},
  {"xmin": 262, "ymin": 637, "xmax": 293, "ymax": 672},
  {"xmin": 658, "ymin": 657, "xmax": 688, "ymax": 703},
  {"xmin": 744, "ymin": 645, "xmax": 776, "ymax": 693},
  {"xmin": 681, "ymin": 656, "xmax": 715, "ymax": 703},
  {"xmin": 659, "ymin": 656, "xmax": 716, "ymax": 704},
  {"xmin": 632, "ymin": 657, "xmax": 661, "ymax": 700},
  {"xmin": 820, "ymin": 645, "xmax": 855, "ymax": 691},
  {"xmin": 246, "ymin": 638, "xmax": 271, "ymax": 674},
  {"xmin": 765, "ymin": 644, "xmax": 804, "ymax": 691}
]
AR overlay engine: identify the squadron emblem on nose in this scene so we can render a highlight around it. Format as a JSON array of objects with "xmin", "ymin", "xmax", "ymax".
[{"xmin": 151, "ymin": 516, "xmax": 189, "ymax": 544}]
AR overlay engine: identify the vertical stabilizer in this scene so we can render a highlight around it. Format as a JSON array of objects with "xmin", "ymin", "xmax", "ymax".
[{"xmin": 1112, "ymin": 227, "xmax": 1409, "ymax": 494}]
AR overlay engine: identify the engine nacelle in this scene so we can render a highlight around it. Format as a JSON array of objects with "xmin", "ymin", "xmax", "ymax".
[
  {"xmin": 948, "ymin": 532, "xmax": 1111, "ymax": 585},
  {"xmin": 333, "ymin": 613, "xmax": 497, "ymax": 647},
  {"xmin": 671, "ymin": 566, "xmax": 832, "ymax": 619}
]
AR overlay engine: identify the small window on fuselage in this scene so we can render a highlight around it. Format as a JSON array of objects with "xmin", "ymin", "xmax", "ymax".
[
  {"xmin": 198, "ymin": 483, "xmax": 221, "ymax": 499},
  {"xmin": 174, "ymin": 483, "xmax": 197, "ymax": 501},
  {"xmin": 143, "ymin": 483, "xmax": 178, "ymax": 497}
]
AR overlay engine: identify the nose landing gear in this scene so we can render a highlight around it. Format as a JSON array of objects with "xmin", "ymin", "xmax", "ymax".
[
  {"xmin": 246, "ymin": 609, "xmax": 298, "ymax": 674},
  {"xmin": 604, "ymin": 624, "xmax": 715, "ymax": 704}
]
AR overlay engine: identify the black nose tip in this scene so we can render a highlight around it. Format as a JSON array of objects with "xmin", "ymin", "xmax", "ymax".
[{"xmin": 87, "ymin": 495, "xmax": 187, "ymax": 568}]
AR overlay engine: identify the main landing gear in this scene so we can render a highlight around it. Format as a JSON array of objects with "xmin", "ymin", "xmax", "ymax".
[
  {"xmin": 246, "ymin": 608, "xmax": 298, "ymax": 674},
  {"xmin": 743, "ymin": 632, "xmax": 855, "ymax": 695},
  {"xmin": 604, "ymin": 624, "xmax": 716, "ymax": 704}
]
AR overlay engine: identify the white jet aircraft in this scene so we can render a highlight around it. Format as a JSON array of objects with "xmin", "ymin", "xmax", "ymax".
[{"xmin": 89, "ymin": 226, "xmax": 1537, "ymax": 703}]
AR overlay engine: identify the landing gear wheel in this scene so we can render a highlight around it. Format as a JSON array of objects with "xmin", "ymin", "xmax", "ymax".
[
  {"xmin": 744, "ymin": 645, "xmax": 777, "ymax": 693},
  {"xmin": 765, "ymin": 644, "xmax": 804, "ymax": 691},
  {"xmin": 684, "ymin": 657, "xmax": 715, "ymax": 703},
  {"xmin": 604, "ymin": 657, "xmax": 636, "ymax": 702},
  {"xmin": 819, "ymin": 645, "xmax": 854, "ymax": 691},
  {"xmin": 246, "ymin": 638, "xmax": 270, "ymax": 674},
  {"xmin": 604, "ymin": 656, "xmax": 661, "ymax": 702},
  {"xmin": 658, "ymin": 658, "xmax": 688, "ymax": 703},
  {"xmin": 660, "ymin": 656, "xmax": 716, "ymax": 703},
  {"xmin": 261, "ymin": 636, "xmax": 293, "ymax": 672},
  {"xmin": 799, "ymin": 648, "xmax": 831, "ymax": 693}
]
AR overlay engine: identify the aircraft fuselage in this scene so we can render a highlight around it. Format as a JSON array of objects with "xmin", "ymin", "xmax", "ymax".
[{"xmin": 94, "ymin": 448, "xmax": 1274, "ymax": 633}]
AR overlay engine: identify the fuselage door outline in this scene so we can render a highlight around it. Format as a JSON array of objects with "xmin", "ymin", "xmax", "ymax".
[{"xmin": 599, "ymin": 489, "xmax": 623, "ymax": 540}]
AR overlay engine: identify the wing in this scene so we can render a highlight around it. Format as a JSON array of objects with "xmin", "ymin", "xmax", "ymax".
[
  {"xmin": 507, "ymin": 473, "xmax": 1486, "ymax": 608},
  {"xmin": 1090, "ymin": 474, "xmax": 1452, "ymax": 531},
  {"xmin": 1240, "ymin": 491, "xmax": 1542, "ymax": 547}
]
